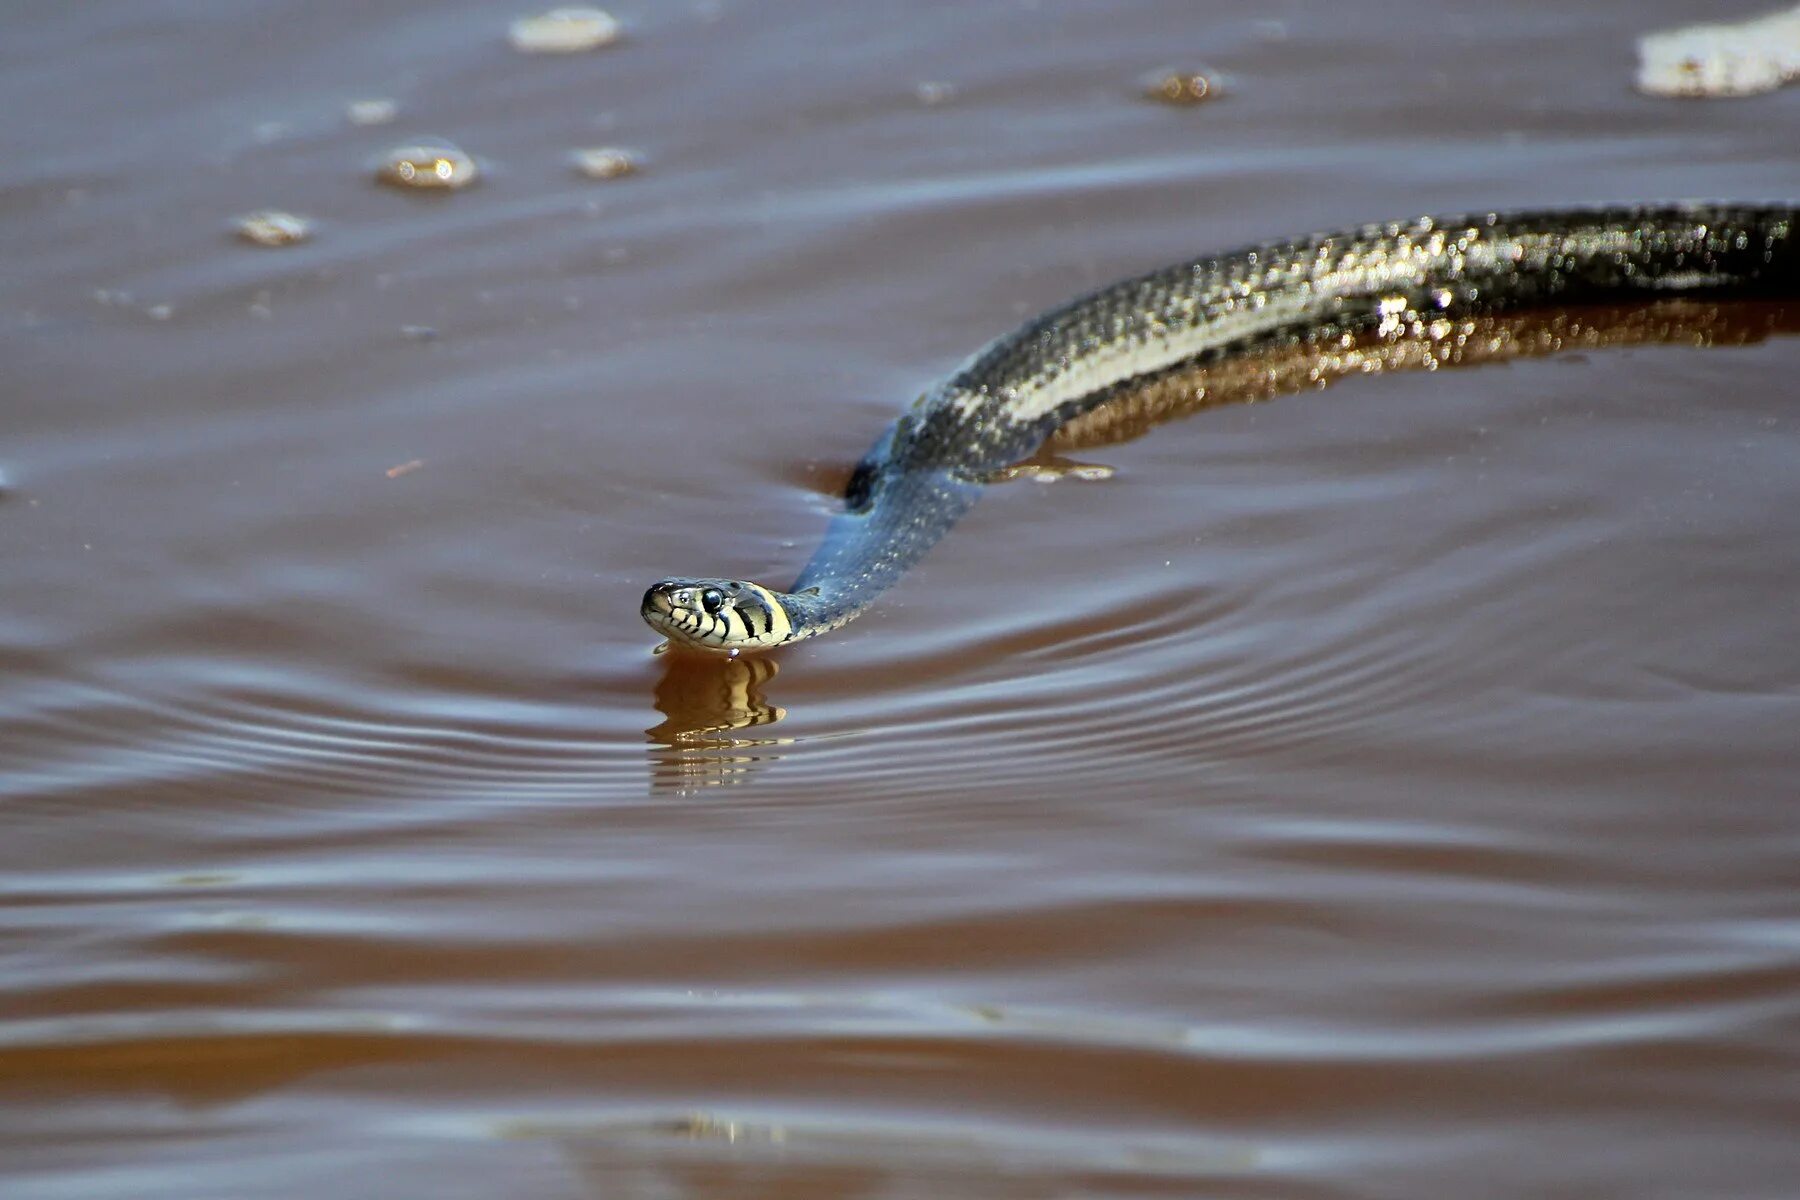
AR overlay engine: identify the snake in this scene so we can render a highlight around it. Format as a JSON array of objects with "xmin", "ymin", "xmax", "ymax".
[{"xmin": 642, "ymin": 204, "xmax": 1798, "ymax": 654}]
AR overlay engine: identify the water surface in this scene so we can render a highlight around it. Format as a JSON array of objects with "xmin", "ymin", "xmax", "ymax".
[{"xmin": 3, "ymin": 2, "xmax": 1798, "ymax": 1197}]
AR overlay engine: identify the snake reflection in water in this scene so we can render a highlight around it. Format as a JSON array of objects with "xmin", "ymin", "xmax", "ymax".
[{"xmin": 641, "ymin": 206, "xmax": 1799, "ymax": 655}]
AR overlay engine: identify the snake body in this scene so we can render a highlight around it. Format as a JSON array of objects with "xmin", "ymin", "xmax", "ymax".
[{"xmin": 642, "ymin": 205, "xmax": 1798, "ymax": 653}]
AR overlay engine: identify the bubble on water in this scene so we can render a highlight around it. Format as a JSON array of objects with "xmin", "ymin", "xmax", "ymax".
[
  {"xmin": 234, "ymin": 210, "xmax": 313, "ymax": 246},
  {"xmin": 571, "ymin": 146, "xmax": 640, "ymax": 179},
  {"xmin": 915, "ymin": 81, "xmax": 956, "ymax": 106},
  {"xmin": 346, "ymin": 98, "xmax": 399, "ymax": 126},
  {"xmin": 509, "ymin": 7, "xmax": 621, "ymax": 53},
  {"xmin": 377, "ymin": 142, "xmax": 479, "ymax": 190},
  {"xmin": 1142, "ymin": 68, "xmax": 1222, "ymax": 105}
]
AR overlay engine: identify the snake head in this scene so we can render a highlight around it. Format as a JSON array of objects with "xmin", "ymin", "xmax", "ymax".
[{"xmin": 641, "ymin": 577, "xmax": 793, "ymax": 653}]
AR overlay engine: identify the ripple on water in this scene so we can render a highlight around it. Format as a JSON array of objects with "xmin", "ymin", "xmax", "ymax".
[{"xmin": 0, "ymin": 661, "xmax": 655, "ymax": 817}]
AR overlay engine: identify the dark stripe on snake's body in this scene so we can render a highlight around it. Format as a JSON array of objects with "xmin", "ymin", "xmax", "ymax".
[{"xmin": 773, "ymin": 205, "xmax": 1798, "ymax": 641}]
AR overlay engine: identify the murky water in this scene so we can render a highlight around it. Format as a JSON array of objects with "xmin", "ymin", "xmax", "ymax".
[{"xmin": 4, "ymin": 3, "xmax": 1798, "ymax": 1197}]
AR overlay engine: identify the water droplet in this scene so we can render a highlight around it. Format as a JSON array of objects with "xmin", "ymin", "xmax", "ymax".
[
  {"xmin": 1143, "ymin": 69, "xmax": 1222, "ymax": 106},
  {"xmin": 510, "ymin": 7, "xmax": 621, "ymax": 53},
  {"xmin": 571, "ymin": 146, "xmax": 640, "ymax": 179},
  {"xmin": 346, "ymin": 98, "xmax": 399, "ymax": 126},
  {"xmin": 377, "ymin": 142, "xmax": 479, "ymax": 190},
  {"xmin": 234, "ymin": 210, "xmax": 313, "ymax": 246}
]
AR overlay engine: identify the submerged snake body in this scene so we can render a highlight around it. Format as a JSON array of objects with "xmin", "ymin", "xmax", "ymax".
[{"xmin": 643, "ymin": 205, "xmax": 1799, "ymax": 652}]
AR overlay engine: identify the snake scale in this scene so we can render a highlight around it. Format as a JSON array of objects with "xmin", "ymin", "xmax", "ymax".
[{"xmin": 642, "ymin": 204, "xmax": 1798, "ymax": 654}]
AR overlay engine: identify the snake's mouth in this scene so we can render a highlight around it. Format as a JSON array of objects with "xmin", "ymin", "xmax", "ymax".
[{"xmin": 641, "ymin": 583, "xmax": 721, "ymax": 650}]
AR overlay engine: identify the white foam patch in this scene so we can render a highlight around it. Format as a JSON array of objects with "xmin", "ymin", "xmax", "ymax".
[{"xmin": 1637, "ymin": 4, "xmax": 1800, "ymax": 97}]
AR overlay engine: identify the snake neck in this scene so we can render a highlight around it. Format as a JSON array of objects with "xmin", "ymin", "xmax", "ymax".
[
  {"xmin": 772, "ymin": 452, "xmax": 987, "ymax": 643},
  {"xmin": 770, "ymin": 585, "xmax": 858, "ymax": 644}
]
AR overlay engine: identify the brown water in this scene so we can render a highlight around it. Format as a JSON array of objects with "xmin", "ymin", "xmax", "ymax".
[{"xmin": 4, "ymin": 3, "xmax": 1799, "ymax": 1197}]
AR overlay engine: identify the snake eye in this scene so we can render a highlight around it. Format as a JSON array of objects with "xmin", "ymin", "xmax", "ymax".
[{"xmin": 700, "ymin": 588, "xmax": 725, "ymax": 614}]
